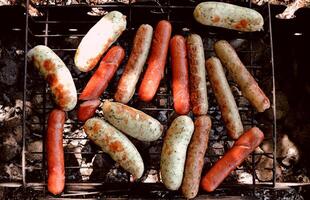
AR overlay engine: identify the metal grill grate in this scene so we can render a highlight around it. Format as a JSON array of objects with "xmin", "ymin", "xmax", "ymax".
[{"xmin": 21, "ymin": 0, "xmax": 277, "ymax": 198}]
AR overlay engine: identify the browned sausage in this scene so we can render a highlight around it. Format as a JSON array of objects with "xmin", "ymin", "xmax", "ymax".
[
  {"xmin": 201, "ymin": 127, "xmax": 264, "ymax": 192},
  {"xmin": 214, "ymin": 40, "xmax": 270, "ymax": 112},
  {"xmin": 138, "ymin": 20, "xmax": 172, "ymax": 102},
  {"xmin": 46, "ymin": 109, "xmax": 66, "ymax": 195},
  {"xmin": 77, "ymin": 99, "xmax": 101, "ymax": 122},
  {"xmin": 114, "ymin": 24, "xmax": 153, "ymax": 104},
  {"xmin": 187, "ymin": 34, "xmax": 208, "ymax": 116},
  {"xmin": 181, "ymin": 115, "xmax": 212, "ymax": 199},
  {"xmin": 170, "ymin": 35, "xmax": 191, "ymax": 115},
  {"xmin": 79, "ymin": 46, "xmax": 125, "ymax": 101},
  {"xmin": 206, "ymin": 57, "xmax": 243, "ymax": 139}
]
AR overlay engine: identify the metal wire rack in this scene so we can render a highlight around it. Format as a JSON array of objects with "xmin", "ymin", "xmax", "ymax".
[{"xmin": 20, "ymin": 0, "xmax": 277, "ymax": 198}]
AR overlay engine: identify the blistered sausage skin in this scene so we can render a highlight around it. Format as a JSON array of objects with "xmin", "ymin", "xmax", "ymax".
[
  {"xmin": 201, "ymin": 127, "xmax": 264, "ymax": 192},
  {"xmin": 115, "ymin": 24, "xmax": 153, "ymax": 104},
  {"xmin": 193, "ymin": 2, "xmax": 264, "ymax": 32},
  {"xmin": 46, "ymin": 109, "xmax": 65, "ymax": 195},
  {"xmin": 181, "ymin": 115, "xmax": 211, "ymax": 199},
  {"xmin": 187, "ymin": 34, "xmax": 208, "ymax": 116},
  {"xmin": 138, "ymin": 20, "xmax": 172, "ymax": 102},
  {"xmin": 27, "ymin": 45, "xmax": 77, "ymax": 111},
  {"xmin": 101, "ymin": 101, "xmax": 163, "ymax": 141},
  {"xmin": 75, "ymin": 11, "xmax": 126, "ymax": 72},
  {"xmin": 206, "ymin": 57, "xmax": 243, "ymax": 139},
  {"xmin": 214, "ymin": 40, "xmax": 270, "ymax": 112},
  {"xmin": 170, "ymin": 35, "xmax": 191, "ymax": 115},
  {"xmin": 84, "ymin": 118, "xmax": 144, "ymax": 179},
  {"xmin": 160, "ymin": 116, "xmax": 194, "ymax": 190},
  {"xmin": 79, "ymin": 46, "xmax": 125, "ymax": 101}
]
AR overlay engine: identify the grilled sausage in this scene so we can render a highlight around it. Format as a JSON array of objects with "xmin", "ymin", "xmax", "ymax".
[
  {"xmin": 46, "ymin": 109, "xmax": 65, "ymax": 195},
  {"xmin": 181, "ymin": 115, "xmax": 211, "ymax": 199},
  {"xmin": 84, "ymin": 118, "xmax": 144, "ymax": 179},
  {"xmin": 201, "ymin": 127, "xmax": 264, "ymax": 192},
  {"xmin": 187, "ymin": 34, "xmax": 208, "ymax": 116},
  {"xmin": 206, "ymin": 57, "xmax": 243, "ymax": 139},
  {"xmin": 170, "ymin": 35, "xmax": 191, "ymax": 115},
  {"xmin": 77, "ymin": 99, "xmax": 101, "ymax": 122},
  {"xmin": 115, "ymin": 24, "xmax": 153, "ymax": 104},
  {"xmin": 161, "ymin": 115, "xmax": 194, "ymax": 190},
  {"xmin": 27, "ymin": 45, "xmax": 77, "ymax": 111},
  {"xmin": 214, "ymin": 40, "xmax": 270, "ymax": 112},
  {"xmin": 75, "ymin": 11, "xmax": 126, "ymax": 72},
  {"xmin": 138, "ymin": 20, "xmax": 172, "ymax": 102},
  {"xmin": 101, "ymin": 101, "xmax": 163, "ymax": 141},
  {"xmin": 193, "ymin": 2, "xmax": 264, "ymax": 32},
  {"xmin": 79, "ymin": 46, "xmax": 125, "ymax": 101}
]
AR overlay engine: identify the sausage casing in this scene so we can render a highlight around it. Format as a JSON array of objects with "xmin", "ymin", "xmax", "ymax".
[
  {"xmin": 79, "ymin": 46, "xmax": 125, "ymax": 101},
  {"xmin": 101, "ymin": 101, "xmax": 163, "ymax": 141},
  {"xmin": 214, "ymin": 40, "xmax": 270, "ymax": 112},
  {"xmin": 27, "ymin": 45, "xmax": 77, "ymax": 111},
  {"xmin": 138, "ymin": 20, "xmax": 172, "ymax": 102},
  {"xmin": 187, "ymin": 34, "xmax": 208, "ymax": 116},
  {"xmin": 201, "ymin": 127, "xmax": 264, "ymax": 192},
  {"xmin": 206, "ymin": 57, "xmax": 243, "ymax": 139},
  {"xmin": 170, "ymin": 35, "xmax": 191, "ymax": 115},
  {"xmin": 46, "ymin": 109, "xmax": 65, "ymax": 195},
  {"xmin": 160, "ymin": 115, "xmax": 194, "ymax": 190},
  {"xmin": 84, "ymin": 118, "xmax": 144, "ymax": 179},
  {"xmin": 115, "ymin": 24, "xmax": 153, "ymax": 104},
  {"xmin": 181, "ymin": 115, "xmax": 211, "ymax": 199},
  {"xmin": 77, "ymin": 99, "xmax": 101, "ymax": 122},
  {"xmin": 194, "ymin": 2, "xmax": 264, "ymax": 32},
  {"xmin": 75, "ymin": 11, "xmax": 126, "ymax": 72}
]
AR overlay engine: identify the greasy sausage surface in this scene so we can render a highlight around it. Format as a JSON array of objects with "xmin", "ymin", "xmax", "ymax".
[
  {"xmin": 181, "ymin": 115, "xmax": 212, "ymax": 199},
  {"xmin": 79, "ymin": 46, "xmax": 125, "ymax": 101},
  {"xmin": 101, "ymin": 101, "xmax": 163, "ymax": 141},
  {"xmin": 46, "ymin": 109, "xmax": 65, "ymax": 195},
  {"xmin": 84, "ymin": 118, "xmax": 144, "ymax": 179},
  {"xmin": 138, "ymin": 20, "xmax": 172, "ymax": 102},
  {"xmin": 115, "ymin": 24, "xmax": 153, "ymax": 104},
  {"xmin": 161, "ymin": 115, "xmax": 194, "ymax": 190},
  {"xmin": 201, "ymin": 127, "xmax": 264, "ymax": 192},
  {"xmin": 75, "ymin": 11, "xmax": 126, "ymax": 72},
  {"xmin": 206, "ymin": 57, "xmax": 243, "ymax": 139},
  {"xmin": 187, "ymin": 34, "xmax": 208, "ymax": 115},
  {"xmin": 77, "ymin": 99, "xmax": 101, "ymax": 122},
  {"xmin": 170, "ymin": 35, "xmax": 190, "ymax": 115},
  {"xmin": 194, "ymin": 2, "xmax": 264, "ymax": 32},
  {"xmin": 214, "ymin": 40, "xmax": 270, "ymax": 112},
  {"xmin": 27, "ymin": 45, "xmax": 77, "ymax": 111}
]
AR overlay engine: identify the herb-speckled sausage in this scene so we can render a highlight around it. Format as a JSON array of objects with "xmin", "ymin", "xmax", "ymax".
[
  {"xmin": 194, "ymin": 2, "xmax": 264, "ymax": 32},
  {"xmin": 84, "ymin": 117, "xmax": 144, "ymax": 179},
  {"xmin": 161, "ymin": 115, "xmax": 194, "ymax": 190},
  {"xmin": 101, "ymin": 101, "xmax": 163, "ymax": 141}
]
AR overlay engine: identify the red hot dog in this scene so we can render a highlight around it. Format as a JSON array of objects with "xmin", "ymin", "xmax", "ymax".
[
  {"xmin": 46, "ymin": 109, "xmax": 66, "ymax": 195},
  {"xmin": 79, "ymin": 46, "xmax": 125, "ymax": 101},
  {"xmin": 201, "ymin": 127, "xmax": 264, "ymax": 192},
  {"xmin": 170, "ymin": 35, "xmax": 190, "ymax": 115},
  {"xmin": 77, "ymin": 99, "xmax": 101, "ymax": 122},
  {"xmin": 138, "ymin": 20, "xmax": 172, "ymax": 102}
]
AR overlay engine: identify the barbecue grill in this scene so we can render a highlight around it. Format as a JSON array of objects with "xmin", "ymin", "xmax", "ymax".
[{"xmin": 18, "ymin": 0, "xmax": 278, "ymax": 198}]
